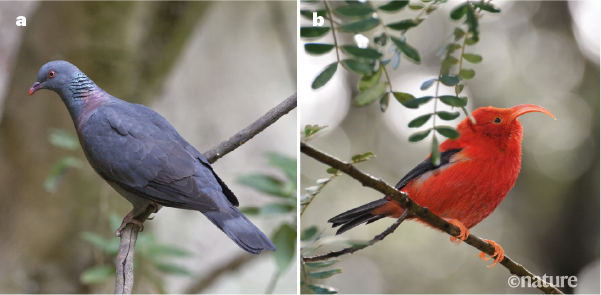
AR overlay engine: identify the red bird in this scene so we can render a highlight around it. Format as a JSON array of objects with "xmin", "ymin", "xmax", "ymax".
[{"xmin": 329, "ymin": 104, "xmax": 555, "ymax": 267}]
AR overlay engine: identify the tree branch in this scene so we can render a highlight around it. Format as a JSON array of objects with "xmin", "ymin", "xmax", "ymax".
[
  {"xmin": 114, "ymin": 93, "xmax": 297, "ymax": 294},
  {"xmin": 204, "ymin": 92, "xmax": 297, "ymax": 164},
  {"xmin": 300, "ymin": 142, "xmax": 563, "ymax": 295}
]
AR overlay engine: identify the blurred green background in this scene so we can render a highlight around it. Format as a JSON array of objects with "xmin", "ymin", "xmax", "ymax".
[
  {"xmin": 0, "ymin": 1, "xmax": 296, "ymax": 293},
  {"xmin": 300, "ymin": 1, "xmax": 599, "ymax": 293}
]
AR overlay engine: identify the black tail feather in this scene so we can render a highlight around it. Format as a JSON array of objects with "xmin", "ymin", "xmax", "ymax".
[{"xmin": 328, "ymin": 198, "xmax": 388, "ymax": 235}]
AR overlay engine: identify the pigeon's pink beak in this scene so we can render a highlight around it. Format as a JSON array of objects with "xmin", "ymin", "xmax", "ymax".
[{"xmin": 29, "ymin": 82, "xmax": 42, "ymax": 96}]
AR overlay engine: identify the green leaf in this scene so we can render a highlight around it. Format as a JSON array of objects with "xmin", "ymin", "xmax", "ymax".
[
  {"xmin": 462, "ymin": 53, "xmax": 482, "ymax": 63},
  {"xmin": 436, "ymin": 111, "xmax": 461, "ymax": 120},
  {"xmin": 439, "ymin": 75, "xmax": 460, "ymax": 86},
  {"xmin": 80, "ymin": 265, "xmax": 115, "ymax": 284},
  {"xmin": 44, "ymin": 156, "xmax": 83, "ymax": 193},
  {"xmin": 335, "ymin": 4, "xmax": 374, "ymax": 17},
  {"xmin": 300, "ymin": 27, "xmax": 331, "ymax": 39},
  {"xmin": 304, "ymin": 124, "xmax": 328, "ymax": 138},
  {"xmin": 267, "ymin": 152, "xmax": 296, "ymax": 182},
  {"xmin": 435, "ymin": 126, "xmax": 460, "ymax": 139},
  {"xmin": 440, "ymin": 56, "xmax": 458, "ymax": 76},
  {"xmin": 358, "ymin": 67, "xmax": 382, "ymax": 92},
  {"xmin": 408, "ymin": 3, "xmax": 424, "ymax": 10},
  {"xmin": 260, "ymin": 203, "xmax": 294, "ymax": 214},
  {"xmin": 308, "ymin": 284, "xmax": 338, "ymax": 294},
  {"xmin": 446, "ymin": 43, "xmax": 462, "ymax": 55},
  {"xmin": 48, "ymin": 128, "xmax": 79, "ymax": 150},
  {"xmin": 308, "ymin": 269, "xmax": 342, "ymax": 279},
  {"xmin": 272, "ymin": 223, "xmax": 297, "ymax": 274},
  {"xmin": 148, "ymin": 244, "xmax": 191, "ymax": 257},
  {"xmin": 301, "ymin": 225, "xmax": 320, "ymax": 241},
  {"xmin": 474, "ymin": 2, "xmax": 501, "ymax": 13},
  {"xmin": 300, "ymin": 9, "xmax": 327, "ymax": 20},
  {"xmin": 154, "ymin": 262, "xmax": 193, "ymax": 276},
  {"xmin": 312, "ymin": 62, "xmax": 338, "ymax": 89},
  {"xmin": 453, "ymin": 28, "xmax": 466, "ymax": 41},
  {"xmin": 393, "ymin": 92, "xmax": 414, "ymax": 105},
  {"xmin": 439, "ymin": 95, "xmax": 467, "ymax": 107},
  {"xmin": 237, "ymin": 174, "xmax": 286, "ymax": 197},
  {"xmin": 391, "ymin": 37, "xmax": 420, "ymax": 63},
  {"xmin": 450, "ymin": 3, "xmax": 468, "ymax": 20},
  {"xmin": 408, "ymin": 114, "xmax": 432, "ymax": 128},
  {"xmin": 351, "ymin": 152, "xmax": 375, "ymax": 163},
  {"xmin": 459, "ymin": 68, "xmax": 476, "ymax": 80},
  {"xmin": 420, "ymin": 78, "xmax": 437, "ymax": 90},
  {"xmin": 341, "ymin": 45, "xmax": 382, "ymax": 60},
  {"xmin": 326, "ymin": 167, "xmax": 338, "ymax": 174},
  {"xmin": 239, "ymin": 207, "xmax": 260, "ymax": 215},
  {"xmin": 353, "ymin": 81, "xmax": 387, "ymax": 107},
  {"xmin": 378, "ymin": 0, "xmax": 409, "ymax": 12},
  {"xmin": 380, "ymin": 92, "xmax": 390, "ymax": 113},
  {"xmin": 465, "ymin": 4, "xmax": 479, "ymax": 40},
  {"xmin": 338, "ymin": 18, "xmax": 380, "ymax": 33},
  {"xmin": 431, "ymin": 135, "xmax": 440, "ymax": 166},
  {"xmin": 465, "ymin": 37, "xmax": 479, "ymax": 45},
  {"xmin": 80, "ymin": 232, "xmax": 113, "ymax": 253},
  {"xmin": 455, "ymin": 84, "xmax": 464, "ymax": 94},
  {"xmin": 408, "ymin": 129, "xmax": 431, "ymax": 142},
  {"xmin": 402, "ymin": 96, "xmax": 433, "ymax": 109},
  {"xmin": 341, "ymin": 59, "xmax": 373, "ymax": 75},
  {"xmin": 305, "ymin": 259, "xmax": 340, "ymax": 268},
  {"xmin": 305, "ymin": 43, "xmax": 335, "ymax": 55},
  {"xmin": 386, "ymin": 19, "xmax": 419, "ymax": 31}
]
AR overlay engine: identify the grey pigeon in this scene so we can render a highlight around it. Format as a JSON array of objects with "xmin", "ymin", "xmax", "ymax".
[{"xmin": 29, "ymin": 60, "xmax": 276, "ymax": 254}]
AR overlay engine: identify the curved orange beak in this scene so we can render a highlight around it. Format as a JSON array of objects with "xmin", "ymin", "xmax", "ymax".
[{"xmin": 509, "ymin": 104, "xmax": 555, "ymax": 121}]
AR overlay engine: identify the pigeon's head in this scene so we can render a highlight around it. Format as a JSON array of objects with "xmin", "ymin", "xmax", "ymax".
[{"xmin": 29, "ymin": 60, "xmax": 81, "ymax": 96}]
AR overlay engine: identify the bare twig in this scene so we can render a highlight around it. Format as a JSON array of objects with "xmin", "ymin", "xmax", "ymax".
[
  {"xmin": 300, "ymin": 142, "xmax": 563, "ymax": 295},
  {"xmin": 184, "ymin": 253, "xmax": 258, "ymax": 294},
  {"xmin": 303, "ymin": 210, "xmax": 412, "ymax": 262},
  {"xmin": 114, "ymin": 94, "xmax": 297, "ymax": 294},
  {"xmin": 204, "ymin": 92, "xmax": 297, "ymax": 163}
]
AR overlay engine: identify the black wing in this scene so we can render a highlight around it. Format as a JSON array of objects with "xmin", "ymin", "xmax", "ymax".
[{"xmin": 394, "ymin": 149, "xmax": 463, "ymax": 190}]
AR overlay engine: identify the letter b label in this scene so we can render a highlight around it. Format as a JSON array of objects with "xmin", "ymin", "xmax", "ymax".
[{"xmin": 313, "ymin": 12, "xmax": 324, "ymax": 26}]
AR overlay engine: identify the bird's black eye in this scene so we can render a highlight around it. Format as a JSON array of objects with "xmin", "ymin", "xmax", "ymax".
[
  {"xmin": 48, "ymin": 70, "xmax": 55, "ymax": 78},
  {"xmin": 494, "ymin": 117, "xmax": 501, "ymax": 124}
]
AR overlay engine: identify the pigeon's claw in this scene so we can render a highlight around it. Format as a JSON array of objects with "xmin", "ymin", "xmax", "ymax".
[
  {"xmin": 446, "ymin": 218, "xmax": 470, "ymax": 245},
  {"xmin": 115, "ymin": 210, "xmax": 145, "ymax": 237},
  {"xmin": 479, "ymin": 239, "xmax": 504, "ymax": 268}
]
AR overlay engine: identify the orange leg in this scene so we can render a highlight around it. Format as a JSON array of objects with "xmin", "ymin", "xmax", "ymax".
[
  {"xmin": 478, "ymin": 239, "xmax": 505, "ymax": 268},
  {"xmin": 445, "ymin": 219, "xmax": 469, "ymax": 245}
]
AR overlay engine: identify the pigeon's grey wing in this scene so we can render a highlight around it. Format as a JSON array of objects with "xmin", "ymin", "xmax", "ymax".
[{"xmin": 81, "ymin": 103, "xmax": 219, "ymax": 212}]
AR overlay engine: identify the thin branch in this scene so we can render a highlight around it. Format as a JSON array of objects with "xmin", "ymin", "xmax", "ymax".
[
  {"xmin": 303, "ymin": 210, "xmax": 412, "ymax": 262},
  {"xmin": 184, "ymin": 253, "xmax": 258, "ymax": 294},
  {"xmin": 114, "ymin": 93, "xmax": 297, "ymax": 294},
  {"xmin": 204, "ymin": 92, "xmax": 297, "ymax": 163},
  {"xmin": 300, "ymin": 142, "xmax": 563, "ymax": 295}
]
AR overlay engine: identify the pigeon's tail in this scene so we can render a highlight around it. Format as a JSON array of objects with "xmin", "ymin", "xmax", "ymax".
[{"xmin": 204, "ymin": 208, "xmax": 276, "ymax": 254}]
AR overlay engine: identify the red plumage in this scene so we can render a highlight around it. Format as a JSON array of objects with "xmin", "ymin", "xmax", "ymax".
[{"xmin": 329, "ymin": 104, "xmax": 555, "ymax": 267}]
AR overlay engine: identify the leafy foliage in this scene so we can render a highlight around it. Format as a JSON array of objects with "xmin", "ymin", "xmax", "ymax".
[
  {"xmin": 301, "ymin": 0, "xmax": 500, "ymax": 166},
  {"xmin": 80, "ymin": 212, "xmax": 192, "ymax": 290},
  {"xmin": 237, "ymin": 152, "xmax": 297, "ymax": 278},
  {"xmin": 299, "ymin": 144, "xmax": 376, "ymax": 294},
  {"xmin": 45, "ymin": 128, "xmax": 83, "ymax": 192}
]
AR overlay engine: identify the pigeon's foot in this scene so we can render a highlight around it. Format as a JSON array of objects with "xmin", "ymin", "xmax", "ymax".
[{"xmin": 115, "ymin": 210, "xmax": 144, "ymax": 237}]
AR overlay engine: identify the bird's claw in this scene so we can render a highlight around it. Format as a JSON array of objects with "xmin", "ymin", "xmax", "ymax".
[
  {"xmin": 115, "ymin": 211, "xmax": 145, "ymax": 237},
  {"xmin": 447, "ymin": 219, "xmax": 469, "ymax": 245},
  {"xmin": 479, "ymin": 239, "xmax": 504, "ymax": 268}
]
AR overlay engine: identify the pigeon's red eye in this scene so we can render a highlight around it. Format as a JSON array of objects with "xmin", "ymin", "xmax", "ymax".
[{"xmin": 48, "ymin": 70, "xmax": 55, "ymax": 78}]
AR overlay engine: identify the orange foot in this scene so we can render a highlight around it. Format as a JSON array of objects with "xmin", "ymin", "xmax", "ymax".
[
  {"xmin": 478, "ymin": 239, "xmax": 505, "ymax": 268},
  {"xmin": 445, "ymin": 219, "xmax": 469, "ymax": 245}
]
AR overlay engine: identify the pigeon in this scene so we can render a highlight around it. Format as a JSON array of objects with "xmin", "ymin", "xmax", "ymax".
[{"xmin": 29, "ymin": 60, "xmax": 276, "ymax": 254}]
